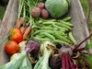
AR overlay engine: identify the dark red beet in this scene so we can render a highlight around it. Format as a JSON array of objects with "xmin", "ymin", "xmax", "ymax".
[{"xmin": 49, "ymin": 54, "xmax": 61, "ymax": 69}]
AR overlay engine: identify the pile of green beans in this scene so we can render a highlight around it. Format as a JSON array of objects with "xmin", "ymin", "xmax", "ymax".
[{"xmin": 31, "ymin": 17, "xmax": 77, "ymax": 45}]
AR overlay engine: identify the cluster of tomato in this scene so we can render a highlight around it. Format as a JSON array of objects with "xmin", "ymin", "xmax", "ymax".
[{"xmin": 4, "ymin": 28, "xmax": 23, "ymax": 55}]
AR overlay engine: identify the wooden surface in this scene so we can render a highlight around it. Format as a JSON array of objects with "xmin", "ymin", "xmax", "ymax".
[
  {"xmin": 0, "ymin": 0, "xmax": 89, "ymax": 65},
  {"xmin": 0, "ymin": 0, "xmax": 18, "ymax": 65},
  {"xmin": 0, "ymin": 20, "xmax": 1, "ymax": 25},
  {"xmin": 69, "ymin": 0, "xmax": 89, "ymax": 46}
]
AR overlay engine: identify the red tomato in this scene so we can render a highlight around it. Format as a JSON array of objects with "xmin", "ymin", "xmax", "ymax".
[
  {"xmin": 9, "ymin": 28, "xmax": 23, "ymax": 43},
  {"xmin": 4, "ymin": 41, "xmax": 19, "ymax": 55}
]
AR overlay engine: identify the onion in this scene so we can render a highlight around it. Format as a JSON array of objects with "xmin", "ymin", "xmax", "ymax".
[{"xmin": 25, "ymin": 39, "xmax": 40, "ymax": 55}]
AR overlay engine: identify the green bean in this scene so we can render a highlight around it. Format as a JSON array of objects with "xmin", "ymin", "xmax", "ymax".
[
  {"xmin": 40, "ymin": 26, "xmax": 58, "ymax": 31},
  {"xmin": 38, "ymin": 18, "xmax": 46, "ymax": 21},
  {"xmin": 54, "ymin": 32, "xmax": 71, "ymax": 43},
  {"xmin": 62, "ymin": 16, "xmax": 72, "ymax": 21},
  {"xmin": 33, "ymin": 37, "xmax": 50, "ymax": 42},
  {"xmin": 68, "ymin": 32, "xmax": 77, "ymax": 45},
  {"xmin": 53, "ymin": 39, "xmax": 69, "ymax": 45},
  {"xmin": 33, "ymin": 30, "xmax": 54, "ymax": 36},
  {"xmin": 59, "ymin": 20, "xmax": 73, "ymax": 27},
  {"xmin": 58, "ymin": 31, "xmax": 67, "ymax": 36},
  {"xmin": 34, "ymin": 34, "xmax": 69, "ymax": 45},
  {"xmin": 42, "ymin": 21, "xmax": 56, "ymax": 25},
  {"xmin": 39, "ymin": 18, "xmax": 56, "ymax": 22},
  {"xmin": 40, "ymin": 32, "xmax": 55, "ymax": 40},
  {"xmin": 37, "ymin": 20, "xmax": 44, "ymax": 24},
  {"xmin": 55, "ymin": 23, "xmax": 72, "ymax": 30},
  {"xmin": 33, "ymin": 30, "xmax": 44, "ymax": 35},
  {"xmin": 32, "ymin": 25, "xmax": 40, "ymax": 29},
  {"xmin": 52, "ymin": 24, "xmax": 68, "ymax": 32},
  {"xmin": 43, "ymin": 19, "xmax": 56, "ymax": 22},
  {"xmin": 31, "ymin": 17, "xmax": 75, "ymax": 45}
]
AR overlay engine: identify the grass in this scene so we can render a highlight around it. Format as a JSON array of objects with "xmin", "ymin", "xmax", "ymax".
[
  {"xmin": 0, "ymin": 0, "xmax": 8, "ymax": 20},
  {"xmin": 80, "ymin": 0, "xmax": 92, "ymax": 31},
  {"xmin": 0, "ymin": 5, "xmax": 6, "ymax": 20},
  {"xmin": 80, "ymin": 0, "xmax": 88, "ymax": 16}
]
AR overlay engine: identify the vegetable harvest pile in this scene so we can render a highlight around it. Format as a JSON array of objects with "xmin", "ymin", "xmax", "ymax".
[{"xmin": 0, "ymin": 0, "xmax": 92, "ymax": 69}]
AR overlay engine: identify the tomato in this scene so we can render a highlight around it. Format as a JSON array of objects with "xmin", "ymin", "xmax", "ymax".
[
  {"xmin": 9, "ymin": 28, "xmax": 23, "ymax": 43},
  {"xmin": 4, "ymin": 41, "xmax": 19, "ymax": 55}
]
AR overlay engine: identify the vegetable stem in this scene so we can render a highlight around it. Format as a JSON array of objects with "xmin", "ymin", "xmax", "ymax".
[
  {"xmin": 0, "ymin": 32, "xmax": 11, "ymax": 45},
  {"xmin": 74, "ymin": 33, "xmax": 92, "ymax": 51}
]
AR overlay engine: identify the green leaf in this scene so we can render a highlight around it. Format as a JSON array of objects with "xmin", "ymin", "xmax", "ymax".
[
  {"xmin": 85, "ymin": 54, "xmax": 92, "ymax": 68},
  {"xmin": 90, "ymin": 12, "xmax": 92, "ymax": 22},
  {"xmin": 85, "ymin": 37, "xmax": 92, "ymax": 50}
]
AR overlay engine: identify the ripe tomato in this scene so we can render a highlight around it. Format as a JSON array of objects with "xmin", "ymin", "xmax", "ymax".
[
  {"xmin": 9, "ymin": 28, "xmax": 23, "ymax": 43},
  {"xmin": 4, "ymin": 41, "xmax": 19, "ymax": 55}
]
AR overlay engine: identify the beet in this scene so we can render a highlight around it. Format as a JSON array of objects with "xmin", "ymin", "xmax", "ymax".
[
  {"xmin": 49, "ymin": 54, "xmax": 61, "ymax": 69},
  {"xmin": 59, "ymin": 46, "xmax": 73, "ymax": 56}
]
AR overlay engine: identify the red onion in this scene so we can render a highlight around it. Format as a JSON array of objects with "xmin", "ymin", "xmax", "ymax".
[{"xmin": 25, "ymin": 39, "xmax": 40, "ymax": 55}]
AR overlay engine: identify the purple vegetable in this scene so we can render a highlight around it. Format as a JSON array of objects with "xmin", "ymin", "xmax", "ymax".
[
  {"xmin": 49, "ymin": 54, "xmax": 61, "ymax": 69},
  {"xmin": 59, "ymin": 46, "xmax": 73, "ymax": 56},
  {"xmin": 61, "ymin": 53, "xmax": 75, "ymax": 69},
  {"xmin": 25, "ymin": 39, "xmax": 40, "ymax": 55}
]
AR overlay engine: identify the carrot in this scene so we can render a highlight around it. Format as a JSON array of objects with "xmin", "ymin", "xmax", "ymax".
[
  {"xmin": 15, "ymin": 17, "xmax": 25, "ymax": 28},
  {"xmin": 15, "ymin": 19, "xmax": 21, "ymax": 28},
  {"xmin": 20, "ymin": 27, "xmax": 25, "ymax": 34},
  {"xmin": 19, "ymin": 17, "xmax": 25, "ymax": 25},
  {"xmin": 23, "ymin": 26, "xmax": 32, "ymax": 39}
]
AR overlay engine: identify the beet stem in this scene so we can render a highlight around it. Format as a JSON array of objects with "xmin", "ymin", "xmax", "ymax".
[
  {"xmin": 62, "ymin": 54, "xmax": 66, "ymax": 69},
  {"xmin": 65, "ymin": 54, "xmax": 69, "ymax": 69},
  {"xmin": 75, "ymin": 65, "xmax": 78, "ymax": 69},
  {"xmin": 75, "ymin": 47, "xmax": 85, "ymax": 52},
  {"xmin": 79, "ymin": 56, "xmax": 91, "ymax": 68},
  {"xmin": 74, "ymin": 33, "xmax": 92, "ymax": 51},
  {"xmin": 67, "ymin": 55, "xmax": 75, "ymax": 69}
]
